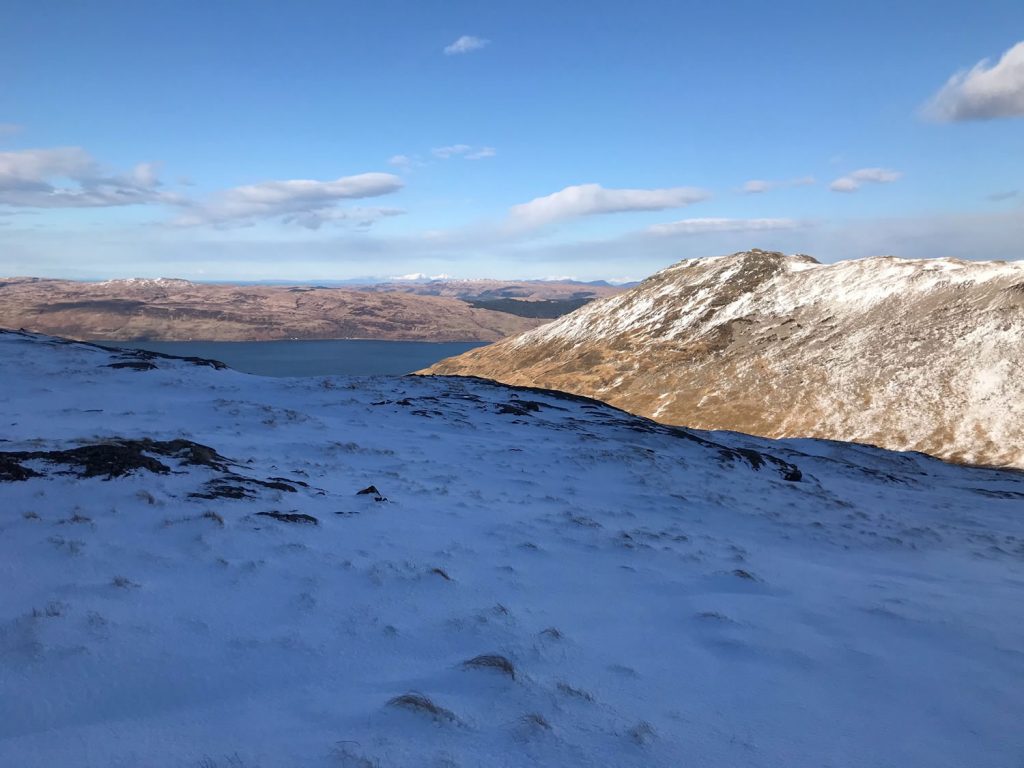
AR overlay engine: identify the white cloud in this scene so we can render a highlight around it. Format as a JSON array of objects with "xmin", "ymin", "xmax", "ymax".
[
  {"xmin": 829, "ymin": 167, "xmax": 902, "ymax": 193},
  {"xmin": 829, "ymin": 178, "xmax": 859, "ymax": 193},
  {"xmin": 443, "ymin": 35, "xmax": 489, "ymax": 55},
  {"xmin": 130, "ymin": 162, "xmax": 161, "ymax": 188},
  {"xmin": 0, "ymin": 146, "xmax": 95, "ymax": 181},
  {"xmin": 742, "ymin": 176, "xmax": 815, "ymax": 194},
  {"xmin": 646, "ymin": 218, "xmax": 800, "ymax": 236},
  {"xmin": 174, "ymin": 172, "xmax": 404, "ymax": 228},
  {"xmin": 509, "ymin": 183, "xmax": 710, "ymax": 228},
  {"xmin": 0, "ymin": 146, "xmax": 176, "ymax": 208},
  {"xmin": 924, "ymin": 41, "xmax": 1024, "ymax": 121},
  {"xmin": 431, "ymin": 144, "xmax": 495, "ymax": 161},
  {"xmin": 743, "ymin": 180, "xmax": 773, "ymax": 194},
  {"xmin": 387, "ymin": 154, "xmax": 412, "ymax": 168},
  {"xmin": 0, "ymin": 123, "xmax": 23, "ymax": 138}
]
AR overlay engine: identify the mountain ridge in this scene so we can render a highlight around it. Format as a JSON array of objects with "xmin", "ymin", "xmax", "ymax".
[{"xmin": 425, "ymin": 249, "xmax": 1024, "ymax": 468}]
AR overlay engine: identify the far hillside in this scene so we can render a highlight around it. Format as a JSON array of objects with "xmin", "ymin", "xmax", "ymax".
[
  {"xmin": 0, "ymin": 277, "xmax": 626, "ymax": 342},
  {"xmin": 466, "ymin": 297, "xmax": 594, "ymax": 318}
]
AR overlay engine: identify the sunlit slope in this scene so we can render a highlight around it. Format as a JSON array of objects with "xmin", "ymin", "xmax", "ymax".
[{"xmin": 427, "ymin": 249, "xmax": 1024, "ymax": 468}]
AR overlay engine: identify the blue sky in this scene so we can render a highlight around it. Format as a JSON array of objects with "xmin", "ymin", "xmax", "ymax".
[{"xmin": 1, "ymin": 0, "xmax": 1023, "ymax": 280}]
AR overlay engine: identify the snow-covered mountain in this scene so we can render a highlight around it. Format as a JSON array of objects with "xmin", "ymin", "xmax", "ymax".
[
  {"xmin": 1, "ymin": 328, "xmax": 1022, "ymax": 767},
  {"xmin": 426, "ymin": 249, "xmax": 1024, "ymax": 469}
]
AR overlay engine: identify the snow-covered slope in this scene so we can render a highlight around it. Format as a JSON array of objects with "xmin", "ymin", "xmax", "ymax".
[
  {"xmin": 1, "ymin": 329, "xmax": 1022, "ymax": 767},
  {"xmin": 426, "ymin": 249, "xmax": 1024, "ymax": 468}
]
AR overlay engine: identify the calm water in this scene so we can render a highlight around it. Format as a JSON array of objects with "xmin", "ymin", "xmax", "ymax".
[{"xmin": 102, "ymin": 339, "xmax": 488, "ymax": 377}]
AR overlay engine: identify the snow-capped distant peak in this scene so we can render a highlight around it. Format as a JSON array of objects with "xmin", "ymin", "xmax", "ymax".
[
  {"xmin": 96, "ymin": 277, "xmax": 194, "ymax": 287},
  {"xmin": 389, "ymin": 273, "xmax": 453, "ymax": 282}
]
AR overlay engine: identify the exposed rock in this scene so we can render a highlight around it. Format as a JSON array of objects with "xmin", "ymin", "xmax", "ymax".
[
  {"xmin": 0, "ymin": 438, "xmax": 230, "ymax": 480},
  {"xmin": 255, "ymin": 511, "xmax": 319, "ymax": 525},
  {"xmin": 355, "ymin": 485, "xmax": 388, "ymax": 501},
  {"xmin": 107, "ymin": 361, "xmax": 158, "ymax": 371},
  {"xmin": 189, "ymin": 475, "xmax": 297, "ymax": 500},
  {"xmin": 0, "ymin": 454, "xmax": 40, "ymax": 482}
]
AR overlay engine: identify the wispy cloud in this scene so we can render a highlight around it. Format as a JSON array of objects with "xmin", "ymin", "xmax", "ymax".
[
  {"xmin": 0, "ymin": 123, "xmax": 23, "ymax": 138},
  {"xmin": 387, "ymin": 154, "xmax": 413, "ymax": 168},
  {"xmin": 646, "ymin": 217, "xmax": 800, "ymax": 236},
  {"xmin": 443, "ymin": 35, "xmax": 490, "ymax": 55},
  {"xmin": 281, "ymin": 206, "xmax": 405, "ymax": 231},
  {"xmin": 742, "ymin": 176, "xmax": 815, "ymax": 194},
  {"xmin": 509, "ymin": 183, "xmax": 709, "ymax": 229},
  {"xmin": 829, "ymin": 167, "xmax": 902, "ymax": 193},
  {"xmin": 465, "ymin": 147, "xmax": 496, "ymax": 160},
  {"xmin": 924, "ymin": 40, "xmax": 1024, "ymax": 121},
  {"xmin": 986, "ymin": 189, "xmax": 1018, "ymax": 202},
  {"xmin": 10, "ymin": 205, "xmax": 1023, "ymax": 282},
  {"xmin": 432, "ymin": 144, "xmax": 471, "ymax": 159},
  {"xmin": 173, "ymin": 172, "xmax": 404, "ymax": 228},
  {"xmin": 0, "ymin": 146, "xmax": 177, "ymax": 208},
  {"xmin": 431, "ymin": 144, "xmax": 496, "ymax": 160}
]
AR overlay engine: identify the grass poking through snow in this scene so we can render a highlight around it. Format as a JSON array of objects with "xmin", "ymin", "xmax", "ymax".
[
  {"xmin": 387, "ymin": 692, "xmax": 459, "ymax": 723},
  {"xmin": 462, "ymin": 653, "xmax": 516, "ymax": 679}
]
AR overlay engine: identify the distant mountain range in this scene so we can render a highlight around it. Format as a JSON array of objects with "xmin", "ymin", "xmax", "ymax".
[
  {"xmin": 353, "ymin": 277, "xmax": 627, "ymax": 299},
  {"xmin": 0, "ymin": 277, "xmax": 623, "ymax": 342},
  {"xmin": 426, "ymin": 249, "xmax": 1024, "ymax": 469}
]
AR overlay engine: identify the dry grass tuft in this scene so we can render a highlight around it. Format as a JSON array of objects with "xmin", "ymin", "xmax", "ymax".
[
  {"xmin": 196, "ymin": 755, "xmax": 247, "ymax": 768},
  {"xmin": 387, "ymin": 692, "xmax": 458, "ymax": 722},
  {"xmin": 556, "ymin": 682, "xmax": 594, "ymax": 701},
  {"xmin": 462, "ymin": 653, "xmax": 516, "ymax": 679},
  {"xmin": 331, "ymin": 742, "xmax": 381, "ymax": 767},
  {"xmin": 522, "ymin": 712, "xmax": 552, "ymax": 730},
  {"xmin": 696, "ymin": 611, "xmax": 732, "ymax": 622},
  {"xmin": 32, "ymin": 601, "xmax": 66, "ymax": 618},
  {"xmin": 628, "ymin": 721, "xmax": 657, "ymax": 745}
]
